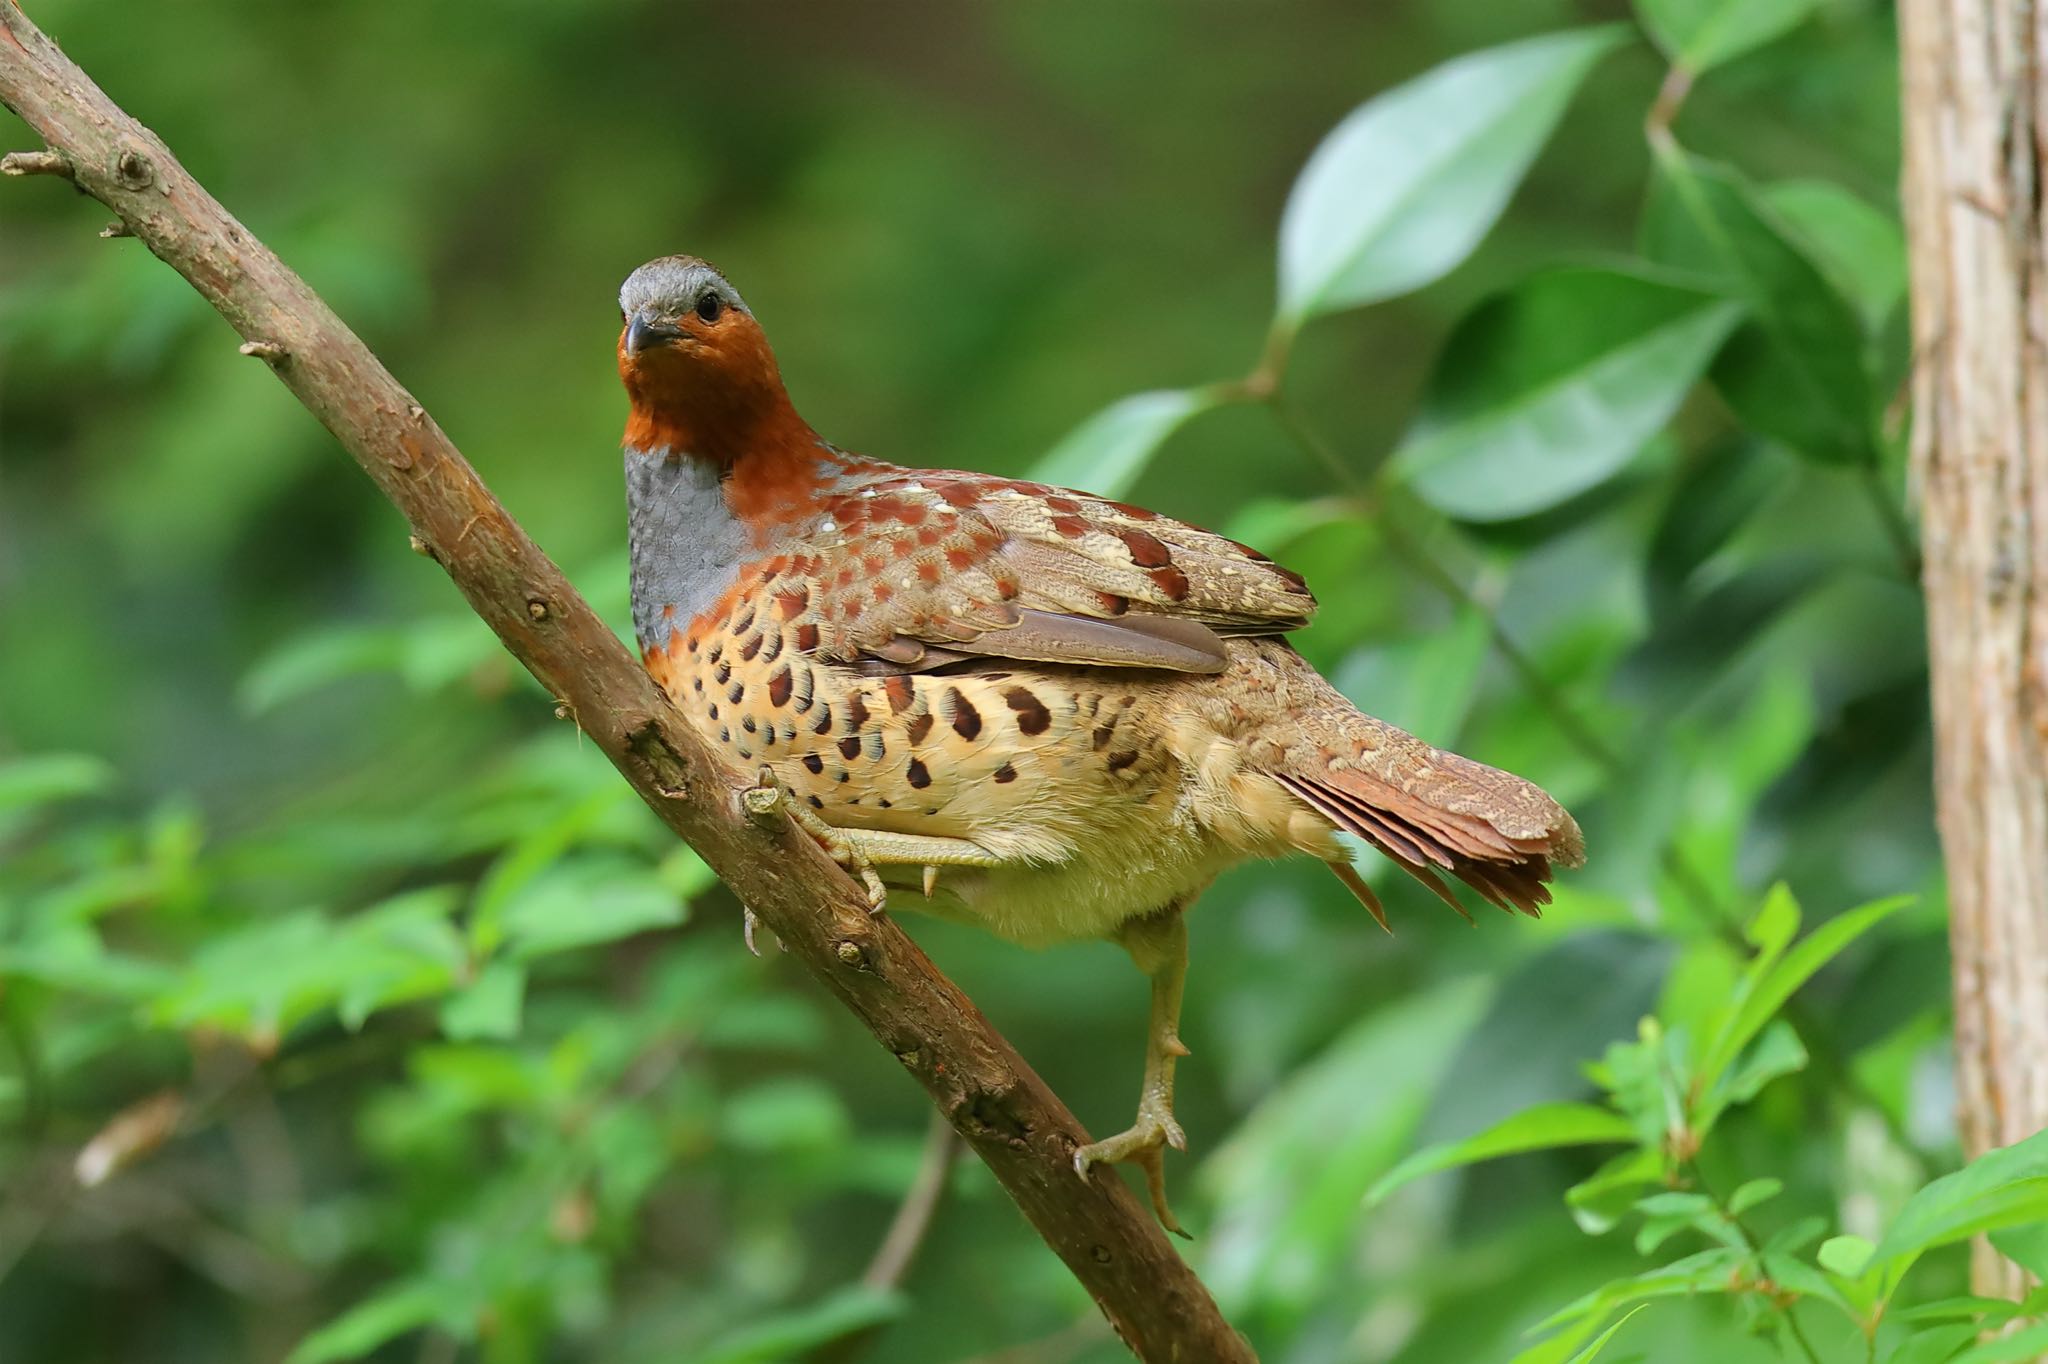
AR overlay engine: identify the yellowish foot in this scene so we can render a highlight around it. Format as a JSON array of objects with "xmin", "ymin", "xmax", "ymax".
[
  {"xmin": 1074, "ymin": 1098, "xmax": 1189, "ymax": 1237},
  {"xmin": 740, "ymin": 767, "xmax": 887, "ymax": 911}
]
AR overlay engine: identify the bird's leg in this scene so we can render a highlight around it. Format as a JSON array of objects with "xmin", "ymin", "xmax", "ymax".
[
  {"xmin": 741, "ymin": 768, "xmax": 1002, "ymax": 914},
  {"xmin": 1073, "ymin": 903, "xmax": 1192, "ymax": 1237}
]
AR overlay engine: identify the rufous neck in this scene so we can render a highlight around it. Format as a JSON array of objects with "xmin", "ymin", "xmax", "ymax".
[{"xmin": 623, "ymin": 396, "xmax": 834, "ymax": 531}]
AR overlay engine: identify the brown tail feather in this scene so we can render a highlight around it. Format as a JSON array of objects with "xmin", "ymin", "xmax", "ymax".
[{"xmin": 1274, "ymin": 756, "xmax": 1581, "ymax": 922}]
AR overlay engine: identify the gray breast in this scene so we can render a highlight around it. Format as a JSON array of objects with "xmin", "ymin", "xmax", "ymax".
[{"xmin": 625, "ymin": 449, "xmax": 750, "ymax": 654}]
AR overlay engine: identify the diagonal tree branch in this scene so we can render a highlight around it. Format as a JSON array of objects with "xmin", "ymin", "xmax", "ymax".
[{"xmin": 0, "ymin": 6, "xmax": 1253, "ymax": 1360}]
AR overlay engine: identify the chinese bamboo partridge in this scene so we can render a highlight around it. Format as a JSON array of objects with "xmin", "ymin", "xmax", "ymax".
[{"xmin": 616, "ymin": 256, "xmax": 1584, "ymax": 1229}]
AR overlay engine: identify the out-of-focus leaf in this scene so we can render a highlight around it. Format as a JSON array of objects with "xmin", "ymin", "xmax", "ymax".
[
  {"xmin": 1990, "ymin": 1221, "xmax": 2048, "ymax": 1281},
  {"xmin": 1951, "ymin": 1324, "xmax": 2048, "ymax": 1363},
  {"xmin": 286, "ymin": 1279, "xmax": 453, "ymax": 1364},
  {"xmin": 1645, "ymin": 150, "xmax": 1875, "ymax": 464},
  {"xmin": 720, "ymin": 1077, "xmax": 851, "ymax": 1153},
  {"xmin": 1332, "ymin": 606, "xmax": 1490, "ymax": 742},
  {"xmin": 1029, "ymin": 388, "xmax": 1213, "ymax": 498},
  {"xmin": 1368, "ymin": 1101, "xmax": 1637, "ymax": 1206},
  {"xmin": 1394, "ymin": 266, "xmax": 1738, "ymax": 521},
  {"xmin": 1519, "ymin": 1247, "xmax": 1747, "ymax": 1358},
  {"xmin": 1889, "ymin": 1324, "xmax": 2002, "ymax": 1364},
  {"xmin": 1645, "ymin": 438, "xmax": 1785, "ymax": 604},
  {"xmin": 0, "ymin": 753, "xmax": 114, "ymax": 813},
  {"xmin": 1635, "ymin": 0, "xmax": 1817, "ymax": 72},
  {"xmin": 494, "ymin": 856, "xmax": 686, "ymax": 961},
  {"xmin": 1818, "ymin": 1234, "xmax": 1875, "ymax": 1277},
  {"xmin": 239, "ymin": 626, "xmax": 406, "ymax": 714},
  {"xmin": 1699, "ymin": 1019, "xmax": 1807, "ymax": 1128},
  {"xmin": 1566, "ymin": 1306, "xmax": 1647, "ymax": 1364},
  {"xmin": 1568, "ymin": 1147, "xmax": 1665, "ymax": 1234},
  {"xmin": 1766, "ymin": 179, "xmax": 1907, "ymax": 331},
  {"xmin": 1277, "ymin": 26, "xmax": 1627, "ymax": 320},
  {"xmin": 698, "ymin": 1287, "xmax": 904, "ymax": 1364},
  {"xmin": 1729, "ymin": 1177, "xmax": 1783, "ymax": 1215},
  {"xmin": 438, "ymin": 960, "xmax": 525, "ymax": 1041},
  {"xmin": 1873, "ymin": 1127, "xmax": 2048, "ymax": 1271}
]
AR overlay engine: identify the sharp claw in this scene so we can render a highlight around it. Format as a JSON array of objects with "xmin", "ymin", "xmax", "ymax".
[
  {"xmin": 922, "ymin": 865, "xmax": 938, "ymax": 898},
  {"xmin": 743, "ymin": 909, "xmax": 762, "ymax": 957},
  {"xmin": 1071, "ymin": 1111, "xmax": 1190, "ymax": 1234}
]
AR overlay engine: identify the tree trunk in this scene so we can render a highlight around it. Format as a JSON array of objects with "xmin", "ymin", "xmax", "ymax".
[{"xmin": 1901, "ymin": 0, "xmax": 2048, "ymax": 1301}]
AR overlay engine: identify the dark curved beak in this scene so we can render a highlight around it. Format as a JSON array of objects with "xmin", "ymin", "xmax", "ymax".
[{"xmin": 625, "ymin": 313, "xmax": 683, "ymax": 354}]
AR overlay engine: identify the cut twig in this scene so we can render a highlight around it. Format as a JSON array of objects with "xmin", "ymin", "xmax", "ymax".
[{"xmin": 0, "ymin": 4, "xmax": 1251, "ymax": 1359}]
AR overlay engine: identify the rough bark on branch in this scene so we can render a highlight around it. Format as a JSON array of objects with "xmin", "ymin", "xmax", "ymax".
[
  {"xmin": 0, "ymin": 6, "xmax": 1253, "ymax": 1359},
  {"xmin": 1900, "ymin": 0, "xmax": 2048, "ymax": 1304}
]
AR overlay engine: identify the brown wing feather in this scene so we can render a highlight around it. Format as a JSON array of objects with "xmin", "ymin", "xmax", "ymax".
[{"xmin": 772, "ymin": 467, "xmax": 1314, "ymax": 673}]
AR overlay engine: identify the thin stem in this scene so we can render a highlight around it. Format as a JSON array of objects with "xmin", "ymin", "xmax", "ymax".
[
  {"xmin": 863, "ymin": 1110, "xmax": 960, "ymax": 1291},
  {"xmin": 1691, "ymin": 1162, "xmax": 1825, "ymax": 1364}
]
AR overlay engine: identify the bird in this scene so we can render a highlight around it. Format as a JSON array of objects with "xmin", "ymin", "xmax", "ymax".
[{"xmin": 615, "ymin": 254, "xmax": 1584, "ymax": 1231}]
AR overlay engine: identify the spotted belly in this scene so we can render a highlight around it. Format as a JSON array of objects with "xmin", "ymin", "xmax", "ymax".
[{"xmin": 643, "ymin": 612, "xmax": 1302, "ymax": 944}]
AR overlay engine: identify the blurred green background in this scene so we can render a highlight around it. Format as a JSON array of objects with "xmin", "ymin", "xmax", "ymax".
[{"xmin": 0, "ymin": 1, "xmax": 1963, "ymax": 1361}]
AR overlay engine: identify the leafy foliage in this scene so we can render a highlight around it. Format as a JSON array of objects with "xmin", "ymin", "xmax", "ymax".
[{"xmin": 0, "ymin": 1, "xmax": 1993, "ymax": 1361}]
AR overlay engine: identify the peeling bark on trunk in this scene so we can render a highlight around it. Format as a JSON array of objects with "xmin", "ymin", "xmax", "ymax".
[{"xmin": 1901, "ymin": 0, "xmax": 2048, "ymax": 1302}]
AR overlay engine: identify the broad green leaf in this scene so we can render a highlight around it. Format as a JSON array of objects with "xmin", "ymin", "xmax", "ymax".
[
  {"xmin": 1367, "ymin": 1101, "xmax": 1637, "ymax": 1206},
  {"xmin": 721, "ymin": 1077, "xmax": 852, "ymax": 1152},
  {"xmin": 1635, "ymin": 0, "xmax": 1818, "ymax": 72},
  {"xmin": 495, "ymin": 857, "xmax": 686, "ymax": 960},
  {"xmin": 1029, "ymin": 388, "xmax": 1213, "ymax": 498},
  {"xmin": 1700, "ymin": 1019, "xmax": 1808, "ymax": 1128},
  {"xmin": 1278, "ymin": 26, "xmax": 1627, "ymax": 319},
  {"xmin": 1889, "ymin": 1324, "xmax": 1999, "ymax": 1364},
  {"xmin": 1952, "ymin": 1324, "xmax": 2048, "ymax": 1364},
  {"xmin": 1873, "ymin": 1127, "xmax": 2048, "ymax": 1270},
  {"xmin": 1990, "ymin": 1221, "xmax": 2048, "ymax": 1280},
  {"xmin": 1818, "ymin": 1234, "xmax": 1875, "ymax": 1277},
  {"xmin": 1645, "ymin": 150, "xmax": 1876, "ymax": 464},
  {"xmin": 240, "ymin": 625, "xmax": 406, "ymax": 713},
  {"xmin": 1766, "ymin": 179, "xmax": 1908, "ymax": 331},
  {"xmin": 438, "ymin": 960, "xmax": 525, "ymax": 1041},
  {"xmin": 1890, "ymin": 1296, "xmax": 2026, "ymax": 1326},
  {"xmin": 1393, "ymin": 266, "xmax": 1740, "ymax": 521}
]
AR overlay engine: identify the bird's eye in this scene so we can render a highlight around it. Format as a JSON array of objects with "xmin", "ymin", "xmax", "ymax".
[{"xmin": 695, "ymin": 292, "xmax": 723, "ymax": 324}]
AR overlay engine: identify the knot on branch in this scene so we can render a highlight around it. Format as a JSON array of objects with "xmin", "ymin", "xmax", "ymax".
[
  {"xmin": 1, "ymin": 148, "xmax": 70, "ymax": 178},
  {"xmin": 113, "ymin": 148, "xmax": 154, "ymax": 191},
  {"xmin": 238, "ymin": 339, "xmax": 289, "ymax": 365},
  {"xmin": 622, "ymin": 715, "xmax": 690, "ymax": 802}
]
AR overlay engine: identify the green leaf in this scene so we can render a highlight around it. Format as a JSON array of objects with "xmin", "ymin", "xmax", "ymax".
[
  {"xmin": 1645, "ymin": 150, "xmax": 1875, "ymax": 464},
  {"xmin": 1818, "ymin": 1234, "xmax": 1875, "ymax": 1277},
  {"xmin": 1533, "ymin": 1245, "xmax": 1748, "ymax": 1334},
  {"xmin": 1765, "ymin": 179, "xmax": 1908, "ymax": 332},
  {"xmin": 1029, "ymin": 389, "xmax": 1212, "ymax": 499},
  {"xmin": 286, "ymin": 1279, "xmax": 450, "ymax": 1364},
  {"xmin": 494, "ymin": 857, "xmax": 686, "ymax": 961},
  {"xmin": 1952, "ymin": 1324, "xmax": 2048, "ymax": 1364},
  {"xmin": 1568, "ymin": 1306, "xmax": 1649, "ymax": 1364},
  {"xmin": 0, "ymin": 752, "xmax": 115, "ymax": 812},
  {"xmin": 1990, "ymin": 1221, "xmax": 2048, "ymax": 1279},
  {"xmin": 1367, "ymin": 1101, "xmax": 1637, "ymax": 1206},
  {"xmin": 1888, "ymin": 1324, "xmax": 1998, "ymax": 1364},
  {"xmin": 1696, "ymin": 894, "xmax": 1910, "ymax": 1106},
  {"xmin": 1392, "ymin": 266, "xmax": 1740, "ymax": 521},
  {"xmin": 1567, "ymin": 1147, "xmax": 1666, "ymax": 1234},
  {"xmin": 438, "ymin": 960, "xmax": 525, "ymax": 1041},
  {"xmin": 1729, "ymin": 1177, "xmax": 1783, "ymax": 1215},
  {"xmin": 1634, "ymin": 0, "xmax": 1818, "ymax": 72},
  {"xmin": 1277, "ymin": 26, "xmax": 1627, "ymax": 320},
  {"xmin": 1873, "ymin": 1126, "xmax": 2048, "ymax": 1271}
]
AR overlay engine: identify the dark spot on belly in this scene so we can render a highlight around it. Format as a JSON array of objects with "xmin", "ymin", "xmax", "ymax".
[
  {"xmin": 906, "ymin": 712, "xmax": 933, "ymax": 744},
  {"xmin": 802, "ymin": 753, "xmax": 824, "ymax": 774},
  {"xmin": 1093, "ymin": 723, "xmax": 1115, "ymax": 749},
  {"xmin": 813, "ymin": 704, "xmax": 833, "ymax": 735},
  {"xmin": 728, "ymin": 681, "xmax": 745, "ymax": 704},
  {"xmin": 807, "ymin": 794, "xmax": 823, "ymax": 809},
  {"xmin": 948, "ymin": 688, "xmax": 981, "ymax": 739},
  {"xmin": 885, "ymin": 674, "xmax": 915, "ymax": 713},
  {"xmin": 906, "ymin": 757, "xmax": 932, "ymax": 789},
  {"xmin": 1004, "ymin": 686, "xmax": 1051, "ymax": 735},
  {"xmin": 993, "ymin": 762, "xmax": 1017, "ymax": 783},
  {"xmin": 715, "ymin": 660, "xmax": 731, "ymax": 684},
  {"xmin": 730, "ymin": 606, "xmax": 755, "ymax": 635},
  {"xmin": 878, "ymin": 797, "xmax": 892, "ymax": 808},
  {"xmin": 846, "ymin": 692, "xmax": 871, "ymax": 729},
  {"xmin": 795, "ymin": 623, "xmax": 820, "ymax": 652},
  {"xmin": 760, "ymin": 630, "xmax": 783, "ymax": 663},
  {"xmin": 739, "ymin": 633, "xmax": 763, "ymax": 661},
  {"xmin": 768, "ymin": 666, "xmax": 793, "ymax": 707},
  {"xmin": 1107, "ymin": 751, "xmax": 1139, "ymax": 773},
  {"xmin": 838, "ymin": 735, "xmax": 862, "ymax": 761},
  {"xmin": 741, "ymin": 715, "xmax": 757, "ymax": 734},
  {"xmin": 708, "ymin": 702, "xmax": 719, "ymax": 721}
]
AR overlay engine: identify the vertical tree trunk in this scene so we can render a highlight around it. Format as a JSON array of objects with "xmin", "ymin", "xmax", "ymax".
[{"xmin": 1900, "ymin": 0, "xmax": 2048, "ymax": 1301}]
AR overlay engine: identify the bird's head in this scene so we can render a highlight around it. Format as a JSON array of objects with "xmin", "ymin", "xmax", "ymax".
[{"xmin": 617, "ymin": 255, "xmax": 794, "ymax": 459}]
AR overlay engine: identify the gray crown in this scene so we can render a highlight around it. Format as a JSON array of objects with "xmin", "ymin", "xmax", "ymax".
[{"xmin": 619, "ymin": 256, "xmax": 749, "ymax": 321}]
